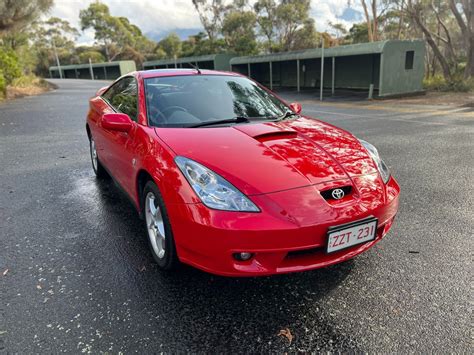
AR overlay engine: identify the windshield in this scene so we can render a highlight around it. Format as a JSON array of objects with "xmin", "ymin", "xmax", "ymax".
[{"xmin": 144, "ymin": 75, "xmax": 289, "ymax": 127}]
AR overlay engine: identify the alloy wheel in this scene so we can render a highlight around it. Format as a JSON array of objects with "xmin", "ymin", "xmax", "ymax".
[{"xmin": 145, "ymin": 192, "xmax": 166, "ymax": 259}]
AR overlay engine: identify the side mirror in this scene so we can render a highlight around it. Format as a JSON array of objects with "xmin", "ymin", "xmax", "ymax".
[
  {"xmin": 289, "ymin": 102, "xmax": 302, "ymax": 115},
  {"xmin": 96, "ymin": 86, "xmax": 109, "ymax": 96},
  {"xmin": 102, "ymin": 113, "xmax": 133, "ymax": 132}
]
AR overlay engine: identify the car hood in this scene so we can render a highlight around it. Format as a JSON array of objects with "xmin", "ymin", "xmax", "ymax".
[{"xmin": 155, "ymin": 117, "xmax": 378, "ymax": 196}]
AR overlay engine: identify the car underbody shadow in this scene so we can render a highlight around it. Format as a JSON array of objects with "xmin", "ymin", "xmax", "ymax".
[{"xmin": 72, "ymin": 170, "xmax": 362, "ymax": 351}]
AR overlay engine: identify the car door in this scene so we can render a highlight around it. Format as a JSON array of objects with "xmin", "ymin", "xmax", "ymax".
[
  {"xmin": 91, "ymin": 80, "xmax": 123, "ymax": 168},
  {"xmin": 100, "ymin": 77, "xmax": 139, "ymax": 196}
]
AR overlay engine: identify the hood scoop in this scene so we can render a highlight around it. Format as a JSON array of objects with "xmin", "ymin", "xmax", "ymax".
[
  {"xmin": 253, "ymin": 130, "xmax": 298, "ymax": 142},
  {"xmin": 233, "ymin": 122, "xmax": 297, "ymax": 142}
]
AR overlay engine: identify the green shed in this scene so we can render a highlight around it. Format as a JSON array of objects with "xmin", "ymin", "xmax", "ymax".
[
  {"xmin": 49, "ymin": 60, "xmax": 136, "ymax": 80},
  {"xmin": 230, "ymin": 40, "xmax": 425, "ymax": 98},
  {"xmin": 143, "ymin": 54, "xmax": 235, "ymax": 71}
]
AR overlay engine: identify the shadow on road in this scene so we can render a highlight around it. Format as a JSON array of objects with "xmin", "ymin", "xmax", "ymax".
[{"xmin": 80, "ymin": 173, "xmax": 359, "ymax": 350}]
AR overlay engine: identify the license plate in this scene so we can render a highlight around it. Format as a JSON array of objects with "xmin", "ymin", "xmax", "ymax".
[{"xmin": 327, "ymin": 217, "xmax": 378, "ymax": 253}]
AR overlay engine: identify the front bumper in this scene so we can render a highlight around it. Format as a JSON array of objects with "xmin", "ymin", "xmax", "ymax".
[{"xmin": 168, "ymin": 174, "xmax": 400, "ymax": 276}]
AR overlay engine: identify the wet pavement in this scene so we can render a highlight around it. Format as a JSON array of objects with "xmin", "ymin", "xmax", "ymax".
[{"xmin": 1, "ymin": 79, "xmax": 472, "ymax": 353}]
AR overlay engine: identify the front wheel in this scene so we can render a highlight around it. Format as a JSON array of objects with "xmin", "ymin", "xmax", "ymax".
[
  {"xmin": 143, "ymin": 181, "xmax": 179, "ymax": 270},
  {"xmin": 89, "ymin": 136, "xmax": 108, "ymax": 178}
]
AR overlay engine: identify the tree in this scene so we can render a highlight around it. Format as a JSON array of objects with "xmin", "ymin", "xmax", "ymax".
[
  {"xmin": 275, "ymin": 0, "xmax": 312, "ymax": 51},
  {"xmin": 254, "ymin": 0, "xmax": 279, "ymax": 52},
  {"xmin": 192, "ymin": 0, "xmax": 229, "ymax": 51},
  {"xmin": 31, "ymin": 17, "xmax": 80, "ymax": 76},
  {"xmin": 180, "ymin": 32, "xmax": 226, "ymax": 56},
  {"xmin": 0, "ymin": 0, "xmax": 53, "ymax": 33},
  {"xmin": 79, "ymin": 1, "xmax": 154, "ymax": 63},
  {"xmin": 157, "ymin": 33, "xmax": 182, "ymax": 59},
  {"xmin": 77, "ymin": 49, "xmax": 106, "ymax": 64},
  {"xmin": 346, "ymin": 23, "xmax": 370, "ymax": 43},
  {"xmin": 222, "ymin": 9, "xmax": 258, "ymax": 55},
  {"xmin": 0, "ymin": 0, "xmax": 53, "ymax": 84},
  {"xmin": 35, "ymin": 17, "xmax": 80, "ymax": 46},
  {"xmin": 448, "ymin": 0, "xmax": 473, "ymax": 78},
  {"xmin": 328, "ymin": 22, "xmax": 348, "ymax": 40},
  {"xmin": 360, "ymin": 0, "xmax": 379, "ymax": 42},
  {"xmin": 404, "ymin": 0, "xmax": 469, "ymax": 81},
  {"xmin": 0, "ymin": 48, "xmax": 21, "ymax": 83},
  {"xmin": 79, "ymin": 1, "xmax": 117, "ymax": 61},
  {"xmin": 292, "ymin": 18, "xmax": 320, "ymax": 50}
]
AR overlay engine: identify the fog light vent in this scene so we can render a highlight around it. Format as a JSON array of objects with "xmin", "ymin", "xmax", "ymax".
[{"xmin": 233, "ymin": 252, "xmax": 254, "ymax": 261}]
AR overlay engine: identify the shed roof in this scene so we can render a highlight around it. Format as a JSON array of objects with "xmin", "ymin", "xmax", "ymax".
[
  {"xmin": 230, "ymin": 40, "xmax": 415, "ymax": 65},
  {"xmin": 144, "ymin": 54, "xmax": 227, "ymax": 66},
  {"xmin": 49, "ymin": 60, "xmax": 134, "ymax": 71}
]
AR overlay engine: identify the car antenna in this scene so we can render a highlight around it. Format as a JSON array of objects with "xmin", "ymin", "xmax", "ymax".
[{"xmin": 188, "ymin": 62, "xmax": 201, "ymax": 75}]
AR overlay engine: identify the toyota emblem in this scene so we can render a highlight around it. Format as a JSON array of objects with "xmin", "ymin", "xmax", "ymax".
[{"xmin": 331, "ymin": 188, "xmax": 345, "ymax": 200}]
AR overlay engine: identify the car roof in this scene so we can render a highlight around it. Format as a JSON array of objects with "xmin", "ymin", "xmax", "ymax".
[{"xmin": 138, "ymin": 68, "xmax": 241, "ymax": 79}]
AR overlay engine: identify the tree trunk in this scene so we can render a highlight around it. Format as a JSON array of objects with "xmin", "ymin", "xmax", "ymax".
[
  {"xmin": 361, "ymin": 0, "xmax": 373, "ymax": 42},
  {"xmin": 431, "ymin": 1, "xmax": 457, "ymax": 64},
  {"xmin": 407, "ymin": 0, "xmax": 453, "ymax": 81},
  {"xmin": 467, "ymin": 36, "xmax": 474, "ymax": 78},
  {"xmin": 412, "ymin": 12, "xmax": 452, "ymax": 80},
  {"xmin": 397, "ymin": 1, "xmax": 405, "ymax": 39},
  {"xmin": 448, "ymin": 0, "xmax": 473, "ymax": 78},
  {"xmin": 371, "ymin": 0, "xmax": 378, "ymax": 41}
]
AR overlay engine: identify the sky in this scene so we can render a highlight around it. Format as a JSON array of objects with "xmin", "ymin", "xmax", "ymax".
[{"xmin": 49, "ymin": 0, "xmax": 364, "ymax": 44}]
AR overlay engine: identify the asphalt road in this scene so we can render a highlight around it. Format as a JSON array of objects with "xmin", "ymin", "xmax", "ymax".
[{"xmin": 1, "ymin": 79, "xmax": 472, "ymax": 353}]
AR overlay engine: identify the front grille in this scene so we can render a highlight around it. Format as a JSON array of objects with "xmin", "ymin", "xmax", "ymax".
[
  {"xmin": 320, "ymin": 186, "xmax": 352, "ymax": 201},
  {"xmin": 286, "ymin": 246, "xmax": 324, "ymax": 259}
]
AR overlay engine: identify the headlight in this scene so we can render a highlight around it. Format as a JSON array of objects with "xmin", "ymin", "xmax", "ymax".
[
  {"xmin": 175, "ymin": 156, "xmax": 260, "ymax": 212},
  {"xmin": 358, "ymin": 139, "xmax": 391, "ymax": 184}
]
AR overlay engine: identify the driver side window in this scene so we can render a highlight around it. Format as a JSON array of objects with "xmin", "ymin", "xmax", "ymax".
[{"xmin": 102, "ymin": 77, "xmax": 138, "ymax": 122}]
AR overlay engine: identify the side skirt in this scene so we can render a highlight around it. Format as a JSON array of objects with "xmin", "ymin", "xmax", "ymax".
[{"xmin": 98, "ymin": 157, "xmax": 143, "ymax": 219}]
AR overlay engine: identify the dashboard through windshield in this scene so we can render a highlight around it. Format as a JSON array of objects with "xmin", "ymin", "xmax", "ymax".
[{"xmin": 144, "ymin": 75, "xmax": 289, "ymax": 128}]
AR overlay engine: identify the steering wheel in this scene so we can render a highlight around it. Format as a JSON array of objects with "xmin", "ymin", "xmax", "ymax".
[
  {"xmin": 149, "ymin": 106, "xmax": 168, "ymax": 125},
  {"xmin": 148, "ymin": 106, "xmax": 189, "ymax": 126},
  {"xmin": 160, "ymin": 106, "xmax": 188, "ymax": 116}
]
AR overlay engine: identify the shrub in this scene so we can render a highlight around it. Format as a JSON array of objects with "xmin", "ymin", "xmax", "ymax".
[
  {"xmin": 423, "ymin": 75, "xmax": 474, "ymax": 93},
  {"xmin": 11, "ymin": 74, "xmax": 49, "ymax": 88},
  {"xmin": 0, "ymin": 70, "xmax": 6, "ymax": 97},
  {"xmin": 78, "ymin": 50, "xmax": 105, "ymax": 64},
  {"xmin": 0, "ymin": 47, "xmax": 22, "ymax": 84}
]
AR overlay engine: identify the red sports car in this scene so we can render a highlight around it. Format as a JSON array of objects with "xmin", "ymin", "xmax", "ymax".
[{"xmin": 86, "ymin": 69, "xmax": 399, "ymax": 276}]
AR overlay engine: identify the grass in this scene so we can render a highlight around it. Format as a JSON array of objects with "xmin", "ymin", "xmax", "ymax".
[
  {"xmin": 423, "ymin": 75, "xmax": 474, "ymax": 92},
  {"xmin": 10, "ymin": 75, "xmax": 51, "ymax": 88},
  {"xmin": 1, "ymin": 75, "xmax": 56, "ymax": 101}
]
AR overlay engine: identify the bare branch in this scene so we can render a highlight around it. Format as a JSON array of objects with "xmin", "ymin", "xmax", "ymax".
[{"xmin": 430, "ymin": 1, "xmax": 456, "ymax": 60}]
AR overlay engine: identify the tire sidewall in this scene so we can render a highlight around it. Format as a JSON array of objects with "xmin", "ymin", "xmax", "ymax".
[
  {"xmin": 89, "ymin": 135, "xmax": 108, "ymax": 178},
  {"xmin": 89, "ymin": 137, "xmax": 98, "ymax": 175},
  {"xmin": 143, "ymin": 181, "xmax": 177, "ymax": 270}
]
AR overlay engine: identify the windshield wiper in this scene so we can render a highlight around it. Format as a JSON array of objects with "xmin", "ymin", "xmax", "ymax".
[
  {"xmin": 276, "ymin": 111, "xmax": 300, "ymax": 121},
  {"xmin": 189, "ymin": 116, "xmax": 251, "ymax": 128}
]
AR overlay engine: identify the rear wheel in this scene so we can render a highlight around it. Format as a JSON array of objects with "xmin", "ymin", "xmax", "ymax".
[
  {"xmin": 89, "ymin": 136, "xmax": 108, "ymax": 178},
  {"xmin": 143, "ymin": 181, "xmax": 179, "ymax": 270}
]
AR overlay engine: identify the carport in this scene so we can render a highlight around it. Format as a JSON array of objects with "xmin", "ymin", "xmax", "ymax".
[
  {"xmin": 230, "ymin": 40, "xmax": 425, "ymax": 98},
  {"xmin": 49, "ymin": 61, "xmax": 136, "ymax": 80},
  {"xmin": 143, "ymin": 54, "xmax": 235, "ymax": 71}
]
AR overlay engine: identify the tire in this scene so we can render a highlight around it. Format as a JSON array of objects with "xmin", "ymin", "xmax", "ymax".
[
  {"xmin": 143, "ymin": 181, "xmax": 179, "ymax": 270},
  {"xmin": 89, "ymin": 136, "xmax": 108, "ymax": 178}
]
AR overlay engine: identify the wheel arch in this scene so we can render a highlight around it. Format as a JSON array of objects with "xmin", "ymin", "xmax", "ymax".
[
  {"xmin": 86, "ymin": 124, "xmax": 91, "ymax": 140},
  {"xmin": 136, "ymin": 169, "xmax": 155, "ymax": 219}
]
